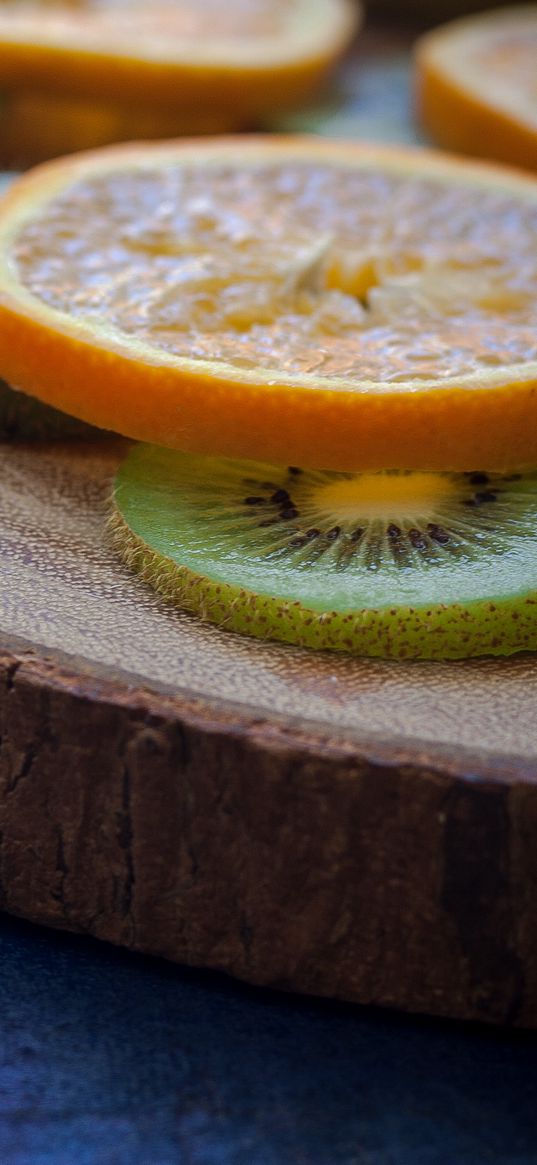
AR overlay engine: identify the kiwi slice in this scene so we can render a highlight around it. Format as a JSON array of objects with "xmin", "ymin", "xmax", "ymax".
[
  {"xmin": 111, "ymin": 444, "xmax": 537, "ymax": 660},
  {"xmin": 0, "ymin": 380, "xmax": 105, "ymax": 441}
]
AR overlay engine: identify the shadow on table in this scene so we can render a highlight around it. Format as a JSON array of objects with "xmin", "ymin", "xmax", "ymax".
[{"xmin": 0, "ymin": 914, "xmax": 536, "ymax": 1165}]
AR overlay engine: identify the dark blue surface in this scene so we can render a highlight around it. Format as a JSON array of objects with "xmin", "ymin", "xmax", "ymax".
[{"xmin": 1, "ymin": 915, "xmax": 536, "ymax": 1165}]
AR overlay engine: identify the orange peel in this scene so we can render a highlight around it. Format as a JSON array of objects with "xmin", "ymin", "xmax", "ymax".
[
  {"xmin": 0, "ymin": 90, "xmax": 246, "ymax": 168},
  {"xmin": 0, "ymin": 0, "xmax": 359, "ymax": 112},
  {"xmin": 0, "ymin": 136, "xmax": 535, "ymax": 473},
  {"xmin": 415, "ymin": 5, "xmax": 537, "ymax": 172},
  {"xmin": 0, "ymin": 0, "xmax": 359, "ymax": 162}
]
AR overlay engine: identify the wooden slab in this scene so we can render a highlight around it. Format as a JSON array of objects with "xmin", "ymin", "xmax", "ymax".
[
  {"xmin": 1, "ymin": 436, "xmax": 537, "ymax": 1028},
  {"xmin": 1, "ymin": 31, "xmax": 537, "ymax": 1027}
]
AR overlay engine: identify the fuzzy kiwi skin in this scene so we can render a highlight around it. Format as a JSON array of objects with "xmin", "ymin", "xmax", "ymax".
[
  {"xmin": 0, "ymin": 380, "xmax": 106, "ymax": 441},
  {"xmin": 108, "ymin": 504, "xmax": 537, "ymax": 662}
]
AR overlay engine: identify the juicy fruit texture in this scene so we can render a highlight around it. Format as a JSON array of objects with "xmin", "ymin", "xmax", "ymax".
[
  {"xmin": 112, "ymin": 444, "xmax": 537, "ymax": 661},
  {"xmin": 415, "ymin": 6, "xmax": 537, "ymax": 171},
  {"xmin": 0, "ymin": 138, "xmax": 536, "ymax": 471}
]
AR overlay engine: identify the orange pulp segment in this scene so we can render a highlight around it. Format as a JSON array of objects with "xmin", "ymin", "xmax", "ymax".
[
  {"xmin": 0, "ymin": 136, "xmax": 535, "ymax": 472},
  {"xmin": 415, "ymin": 5, "xmax": 537, "ymax": 172}
]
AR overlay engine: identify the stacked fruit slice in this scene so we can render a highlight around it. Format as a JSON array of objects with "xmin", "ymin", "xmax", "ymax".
[
  {"xmin": 0, "ymin": 0, "xmax": 359, "ymax": 164},
  {"xmin": 415, "ymin": 5, "xmax": 537, "ymax": 171},
  {"xmin": 0, "ymin": 137, "xmax": 536, "ymax": 659}
]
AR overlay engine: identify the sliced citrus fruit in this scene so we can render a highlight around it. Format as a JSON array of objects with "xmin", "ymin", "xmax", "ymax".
[
  {"xmin": 415, "ymin": 5, "xmax": 537, "ymax": 172},
  {"xmin": 0, "ymin": 0, "xmax": 360, "ymax": 164},
  {"xmin": 111, "ymin": 444, "xmax": 537, "ymax": 660},
  {"xmin": 0, "ymin": 90, "xmax": 247, "ymax": 168},
  {"xmin": 0, "ymin": 136, "xmax": 536, "ymax": 472},
  {"xmin": 0, "ymin": 0, "xmax": 358, "ymax": 133}
]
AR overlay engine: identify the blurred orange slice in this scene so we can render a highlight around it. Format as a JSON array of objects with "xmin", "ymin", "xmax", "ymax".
[
  {"xmin": 0, "ymin": 90, "xmax": 249, "ymax": 168},
  {"xmin": 415, "ymin": 5, "xmax": 537, "ymax": 171},
  {"xmin": 0, "ymin": 0, "xmax": 359, "ymax": 163},
  {"xmin": 0, "ymin": 136, "xmax": 535, "ymax": 472}
]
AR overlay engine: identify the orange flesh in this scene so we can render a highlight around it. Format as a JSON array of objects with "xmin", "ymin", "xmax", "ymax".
[
  {"xmin": 477, "ymin": 35, "xmax": 537, "ymax": 97},
  {"xmin": 0, "ymin": 138, "xmax": 536, "ymax": 472},
  {"xmin": 0, "ymin": 0, "xmax": 359, "ymax": 163},
  {"xmin": 0, "ymin": 0, "xmax": 290, "ymax": 44},
  {"xmin": 0, "ymin": 0, "xmax": 358, "ymax": 110},
  {"xmin": 415, "ymin": 8, "xmax": 537, "ymax": 171},
  {"xmin": 14, "ymin": 159, "xmax": 537, "ymax": 382}
]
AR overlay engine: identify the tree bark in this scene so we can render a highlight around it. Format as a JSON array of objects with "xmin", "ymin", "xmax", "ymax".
[{"xmin": 1, "ymin": 638, "xmax": 536, "ymax": 1027}]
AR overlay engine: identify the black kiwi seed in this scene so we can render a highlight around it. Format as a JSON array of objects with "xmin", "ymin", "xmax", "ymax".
[
  {"xmin": 244, "ymin": 469, "xmax": 505, "ymax": 562},
  {"xmin": 427, "ymin": 523, "xmax": 450, "ymax": 544},
  {"xmin": 467, "ymin": 472, "xmax": 490, "ymax": 485},
  {"xmin": 114, "ymin": 446, "xmax": 537, "ymax": 660},
  {"xmin": 465, "ymin": 490, "xmax": 497, "ymax": 506},
  {"xmin": 408, "ymin": 527, "xmax": 428, "ymax": 550}
]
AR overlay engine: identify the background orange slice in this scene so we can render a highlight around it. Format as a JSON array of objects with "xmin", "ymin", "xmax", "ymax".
[
  {"xmin": 0, "ymin": 136, "xmax": 535, "ymax": 472},
  {"xmin": 0, "ymin": 0, "xmax": 359, "ymax": 164},
  {"xmin": 415, "ymin": 5, "xmax": 537, "ymax": 171},
  {"xmin": 0, "ymin": 90, "xmax": 250, "ymax": 169}
]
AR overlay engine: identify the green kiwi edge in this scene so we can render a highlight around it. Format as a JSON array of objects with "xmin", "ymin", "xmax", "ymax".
[
  {"xmin": 0, "ymin": 379, "xmax": 109, "ymax": 441},
  {"xmin": 110, "ymin": 443, "xmax": 537, "ymax": 661}
]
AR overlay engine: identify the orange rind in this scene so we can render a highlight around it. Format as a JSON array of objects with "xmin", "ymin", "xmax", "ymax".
[
  {"xmin": 0, "ymin": 90, "xmax": 247, "ymax": 168},
  {"xmin": 0, "ymin": 0, "xmax": 359, "ymax": 162},
  {"xmin": 0, "ymin": 137, "xmax": 535, "ymax": 472},
  {"xmin": 0, "ymin": 0, "xmax": 359, "ymax": 111},
  {"xmin": 415, "ymin": 5, "xmax": 537, "ymax": 171}
]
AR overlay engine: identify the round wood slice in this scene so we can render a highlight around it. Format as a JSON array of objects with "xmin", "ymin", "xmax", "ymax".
[{"xmin": 1, "ymin": 436, "xmax": 537, "ymax": 1027}]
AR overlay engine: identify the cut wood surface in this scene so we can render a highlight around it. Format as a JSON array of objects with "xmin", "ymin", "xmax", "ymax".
[
  {"xmin": 1, "ymin": 32, "xmax": 537, "ymax": 1026},
  {"xmin": 0, "ymin": 436, "xmax": 537, "ymax": 1028}
]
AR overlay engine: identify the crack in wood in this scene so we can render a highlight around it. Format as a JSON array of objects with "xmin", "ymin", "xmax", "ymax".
[
  {"xmin": 7, "ymin": 743, "xmax": 37, "ymax": 795},
  {"xmin": 5, "ymin": 659, "xmax": 22, "ymax": 693},
  {"xmin": 50, "ymin": 826, "xmax": 70, "ymax": 921},
  {"xmin": 117, "ymin": 763, "xmax": 135, "ymax": 926},
  {"xmin": 6, "ymin": 711, "xmax": 56, "ymax": 796},
  {"xmin": 0, "ymin": 644, "xmax": 536, "ymax": 1025}
]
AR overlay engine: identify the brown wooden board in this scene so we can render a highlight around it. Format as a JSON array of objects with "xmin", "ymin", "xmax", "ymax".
[
  {"xmin": 1, "ymin": 32, "xmax": 537, "ymax": 1027},
  {"xmin": 1, "ymin": 436, "xmax": 537, "ymax": 1028}
]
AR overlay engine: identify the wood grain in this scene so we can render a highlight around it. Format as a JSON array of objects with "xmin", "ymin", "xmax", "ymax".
[
  {"xmin": 0, "ymin": 437, "xmax": 537, "ymax": 1027},
  {"xmin": 1, "ymin": 32, "xmax": 536, "ymax": 1026}
]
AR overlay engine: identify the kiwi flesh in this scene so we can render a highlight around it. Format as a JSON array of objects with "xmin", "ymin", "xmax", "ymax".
[
  {"xmin": 111, "ymin": 443, "xmax": 537, "ymax": 660},
  {"xmin": 0, "ymin": 380, "xmax": 106, "ymax": 441}
]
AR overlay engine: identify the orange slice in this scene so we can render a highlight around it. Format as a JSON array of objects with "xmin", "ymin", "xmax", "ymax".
[
  {"xmin": 0, "ymin": 90, "xmax": 246, "ymax": 169},
  {"xmin": 0, "ymin": 136, "xmax": 535, "ymax": 473},
  {"xmin": 0, "ymin": 0, "xmax": 358, "ymax": 111},
  {"xmin": 0, "ymin": 0, "xmax": 359, "ymax": 163},
  {"xmin": 415, "ymin": 5, "xmax": 537, "ymax": 172}
]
